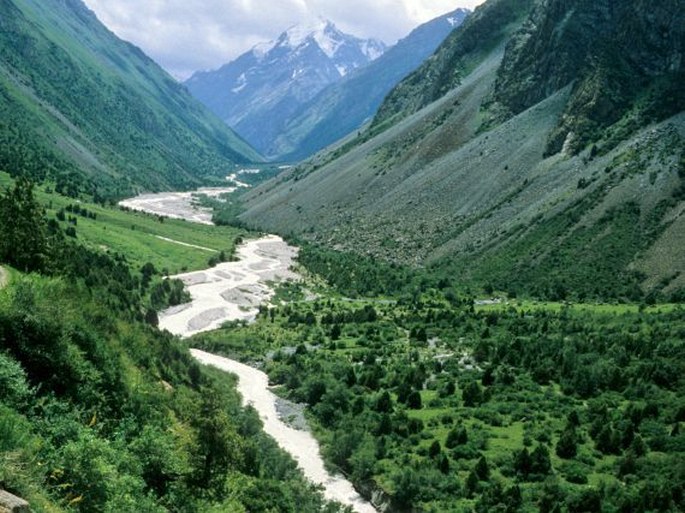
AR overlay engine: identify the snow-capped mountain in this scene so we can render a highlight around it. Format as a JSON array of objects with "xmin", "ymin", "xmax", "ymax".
[
  {"xmin": 268, "ymin": 7, "xmax": 470, "ymax": 161},
  {"xmin": 185, "ymin": 18, "xmax": 386, "ymax": 155}
]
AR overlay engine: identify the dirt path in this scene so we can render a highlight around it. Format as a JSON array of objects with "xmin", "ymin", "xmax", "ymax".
[
  {"xmin": 154, "ymin": 235, "xmax": 216, "ymax": 252},
  {"xmin": 0, "ymin": 266, "xmax": 7, "ymax": 289}
]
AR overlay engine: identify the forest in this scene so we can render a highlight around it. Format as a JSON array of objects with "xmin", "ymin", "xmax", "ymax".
[{"xmin": 194, "ymin": 246, "xmax": 685, "ymax": 512}]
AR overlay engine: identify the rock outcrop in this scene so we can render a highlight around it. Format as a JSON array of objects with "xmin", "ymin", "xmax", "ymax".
[{"xmin": 0, "ymin": 491, "xmax": 30, "ymax": 513}]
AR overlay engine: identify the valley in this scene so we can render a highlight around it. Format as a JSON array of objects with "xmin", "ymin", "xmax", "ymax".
[
  {"xmin": 112, "ymin": 185, "xmax": 684, "ymax": 513},
  {"xmin": 114, "ymin": 189, "xmax": 377, "ymax": 512},
  {"xmin": 0, "ymin": 0, "xmax": 683, "ymax": 512}
]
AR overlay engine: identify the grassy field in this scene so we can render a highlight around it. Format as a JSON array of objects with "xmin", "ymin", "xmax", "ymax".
[{"xmin": 0, "ymin": 172, "xmax": 246, "ymax": 274}]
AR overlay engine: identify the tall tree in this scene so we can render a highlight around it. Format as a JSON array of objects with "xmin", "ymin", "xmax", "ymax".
[{"xmin": 0, "ymin": 178, "xmax": 47, "ymax": 272}]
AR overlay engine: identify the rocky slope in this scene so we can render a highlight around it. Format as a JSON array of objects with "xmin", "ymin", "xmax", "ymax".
[
  {"xmin": 488, "ymin": 0, "xmax": 685, "ymax": 155},
  {"xmin": 185, "ymin": 19, "xmax": 385, "ymax": 158},
  {"xmin": 372, "ymin": 0, "xmax": 534, "ymax": 129},
  {"xmin": 240, "ymin": 0, "xmax": 685, "ymax": 301},
  {"xmin": 0, "ymin": 0, "xmax": 261, "ymax": 199}
]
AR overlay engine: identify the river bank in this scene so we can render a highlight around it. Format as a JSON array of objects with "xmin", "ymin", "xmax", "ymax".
[
  {"xmin": 121, "ymin": 190, "xmax": 377, "ymax": 513},
  {"xmin": 192, "ymin": 350, "xmax": 377, "ymax": 513},
  {"xmin": 159, "ymin": 235, "xmax": 299, "ymax": 336}
]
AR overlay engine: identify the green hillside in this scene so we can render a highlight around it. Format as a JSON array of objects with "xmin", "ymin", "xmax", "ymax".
[
  {"xmin": 240, "ymin": 0, "xmax": 685, "ymax": 302},
  {"xmin": 0, "ymin": 0, "xmax": 261, "ymax": 200},
  {"xmin": 0, "ymin": 174, "xmax": 341, "ymax": 513}
]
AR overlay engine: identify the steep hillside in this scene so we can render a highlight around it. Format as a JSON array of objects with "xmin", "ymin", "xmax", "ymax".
[
  {"xmin": 0, "ymin": 0, "xmax": 261, "ymax": 199},
  {"xmin": 241, "ymin": 0, "xmax": 685, "ymax": 301},
  {"xmin": 185, "ymin": 19, "xmax": 385, "ymax": 158},
  {"xmin": 488, "ymin": 0, "xmax": 685, "ymax": 155},
  {"xmin": 268, "ymin": 8, "xmax": 470, "ymax": 162},
  {"xmin": 372, "ymin": 0, "xmax": 534, "ymax": 130}
]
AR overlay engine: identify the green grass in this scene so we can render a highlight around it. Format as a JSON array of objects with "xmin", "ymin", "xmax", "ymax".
[{"xmin": 0, "ymin": 172, "xmax": 245, "ymax": 274}]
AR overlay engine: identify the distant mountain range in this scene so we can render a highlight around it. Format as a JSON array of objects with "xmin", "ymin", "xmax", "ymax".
[
  {"xmin": 185, "ymin": 18, "xmax": 386, "ymax": 159},
  {"xmin": 268, "ymin": 8, "xmax": 470, "ymax": 162},
  {"xmin": 240, "ymin": 0, "xmax": 685, "ymax": 301},
  {"xmin": 185, "ymin": 10, "xmax": 469, "ymax": 161},
  {"xmin": 0, "ymin": 0, "xmax": 260, "ymax": 199}
]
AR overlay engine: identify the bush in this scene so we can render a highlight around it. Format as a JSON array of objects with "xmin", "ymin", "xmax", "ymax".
[{"xmin": 0, "ymin": 353, "xmax": 31, "ymax": 408}]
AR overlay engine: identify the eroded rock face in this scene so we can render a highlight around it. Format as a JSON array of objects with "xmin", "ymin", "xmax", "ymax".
[
  {"xmin": 0, "ymin": 490, "xmax": 30, "ymax": 513},
  {"xmin": 492, "ymin": 0, "xmax": 685, "ymax": 153}
]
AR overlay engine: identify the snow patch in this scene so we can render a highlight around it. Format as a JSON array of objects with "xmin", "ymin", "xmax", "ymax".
[
  {"xmin": 252, "ymin": 40, "xmax": 276, "ymax": 59},
  {"xmin": 284, "ymin": 17, "xmax": 329, "ymax": 49},
  {"xmin": 361, "ymin": 39, "xmax": 385, "ymax": 61},
  {"xmin": 231, "ymin": 73, "xmax": 247, "ymax": 93}
]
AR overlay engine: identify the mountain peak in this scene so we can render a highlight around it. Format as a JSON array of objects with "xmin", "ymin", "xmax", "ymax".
[
  {"xmin": 283, "ymin": 16, "xmax": 333, "ymax": 49},
  {"xmin": 186, "ymin": 18, "xmax": 387, "ymax": 155},
  {"xmin": 252, "ymin": 17, "xmax": 385, "ymax": 63}
]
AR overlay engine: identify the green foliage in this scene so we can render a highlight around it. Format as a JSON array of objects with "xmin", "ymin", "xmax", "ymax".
[
  {"xmin": 0, "ymin": 271, "xmax": 334, "ymax": 512},
  {"xmin": 195, "ymin": 248, "xmax": 685, "ymax": 511},
  {"xmin": 0, "ymin": 352, "xmax": 31, "ymax": 410},
  {"xmin": 296, "ymin": 242, "xmax": 468, "ymax": 301},
  {"xmin": 0, "ymin": 0, "xmax": 260, "ymax": 199},
  {"xmin": 0, "ymin": 178, "xmax": 47, "ymax": 272}
]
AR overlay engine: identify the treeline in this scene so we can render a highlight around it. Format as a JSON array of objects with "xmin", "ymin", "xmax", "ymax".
[
  {"xmin": 297, "ymin": 242, "xmax": 469, "ymax": 302},
  {"xmin": 0, "ymin": 178, "xmax": 184, "ymax": 322}
]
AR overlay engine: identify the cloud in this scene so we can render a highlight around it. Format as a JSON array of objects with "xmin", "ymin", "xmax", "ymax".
[{"xmin": 82, "ymin": 0, "xmax": 485, "ymax": 80}]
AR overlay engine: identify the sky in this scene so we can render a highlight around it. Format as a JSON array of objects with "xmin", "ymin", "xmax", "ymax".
[{"xmin": 82, "ymin": 0, "xmax": 485, "ymax": 80}]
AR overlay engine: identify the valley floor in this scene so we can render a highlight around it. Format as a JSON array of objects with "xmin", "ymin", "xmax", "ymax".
[{"xmin": 121, "ymin": 189, "xmax": 377, "ymax": 513}]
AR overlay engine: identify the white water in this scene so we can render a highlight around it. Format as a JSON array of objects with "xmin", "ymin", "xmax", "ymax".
[
  {"xmin": 121, "ymin": 191, "xmax": 377, "ymax": 513},
  {"xmin": 191, "ymin": 350, "xmax": 377, "ymax": 513}
]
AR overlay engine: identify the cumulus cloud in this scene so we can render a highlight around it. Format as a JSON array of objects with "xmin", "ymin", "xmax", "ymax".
[{"xmin": 82, "ymin": 0, "xmax": 485, "ymax": 80}]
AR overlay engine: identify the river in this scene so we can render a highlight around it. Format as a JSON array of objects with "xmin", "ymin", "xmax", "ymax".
[{"xmin": 120, "ymin": 191, "xmax": 377, "ymax": 513}]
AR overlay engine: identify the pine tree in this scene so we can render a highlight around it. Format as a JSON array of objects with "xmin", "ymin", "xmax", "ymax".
[
  {"xmin": 475, "ymin": 454, "xmax": 490, "ymax": 481},
  {"xmin": 556, "ymin": 427, "xmax": 578, "ymax": 459},
  {"xmin": 0, "ymin": 178, "xmax": 47, "ymax": 272}
]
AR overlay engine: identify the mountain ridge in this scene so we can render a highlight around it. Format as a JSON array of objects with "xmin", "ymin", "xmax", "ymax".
[
  {"xmin": 185, "ymin": 19, "xmax": 386, "ymax": 157},
  {"xmin": 268, "ymin": 8, "xmax": 470, "ymax": 162},
  {"xmin": 240, "ymin": 0, "xmax": 685, "ymax": 301},
  {"xmin": 0, "ymin": 0, "xmax": 261, "ymax": 199}
]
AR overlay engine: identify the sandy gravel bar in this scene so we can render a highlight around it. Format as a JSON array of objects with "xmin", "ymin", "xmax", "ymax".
[
  {"xmin": 159, "ymin": 235, "xmax": 299, "ymax": 337},
  {"xmin": 118, "ymin": 188, "xmax": 236, "ymax": 224}
]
